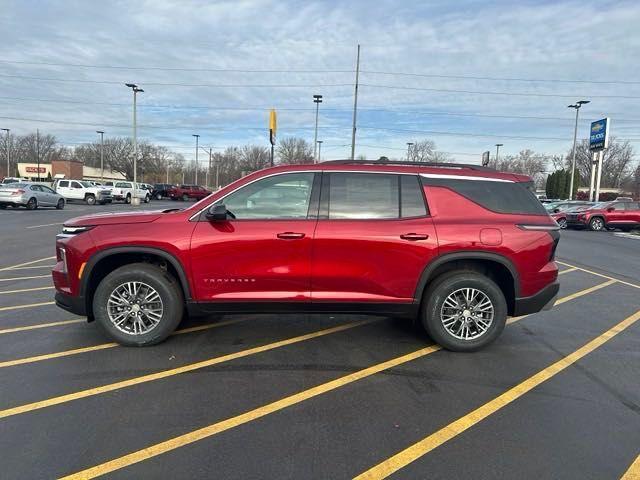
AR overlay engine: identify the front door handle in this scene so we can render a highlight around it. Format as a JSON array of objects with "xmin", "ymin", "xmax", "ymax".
[
  {"xmin": 277, "ymin": 232, "xmax": 306, "ymax": 240},
  {"xmin": 400, "ymin": 233, "xmax": 429, "ymax": 241}
]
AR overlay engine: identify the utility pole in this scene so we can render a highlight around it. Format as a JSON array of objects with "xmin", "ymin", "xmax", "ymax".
[
  {"xmin": 96, "ymin": 130, "xmax": 105, "ymax": 182},
  {"xmin": 567, "ymin": 100, "xmax": 590, "ymax": 200},
  {"xmin": 125, "ymin": 83, "xmax": 143, "ymax": 204},
  {"xmin": 350, "ymin": 44, "xmax": 361, "ymax": 160},
  {"xmin": 1, "ymin": 128, "xmax": 9, "ymax": 179},
  {"xmin": 495, "ymin": 143, "xmax": 503, "ymax": 166},
  {"xmin": 313, "ymin": 95, "xmax": 323, "ymax": 162},
  {"xmin": 193, "ymin": 134, "xmax": 200, "ymax": 185},
  {"xmin": 209, "ymin": 147, "xmax": 212, "ymax": 189},
  {"xmin": 406, "ymin": 142, "xmax": 414, "ymax": 161},
  {"xmin": 317, "ymin": 140, "xmax": 323, "ymax": 162},
  {"xmin": 36, "ymin": 129, "xmax": 40, "ymax": 182}
]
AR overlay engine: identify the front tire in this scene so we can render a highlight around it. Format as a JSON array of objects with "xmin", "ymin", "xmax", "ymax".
[
  {"xmin": 56, "ymin": 199, "xmax": 65, "ymax": 210},
  {"xmin": 93, "ymin": 263, "xmax": 184, "ymax": 346},
  {"xmin": 422, "ymin": 271, "xmax": 507, "ymax": 352},
  {"xmin": 557, "ymin": 218, "xmax": 567, "ymax": 229},
  {"xmin": 589, "ymin": 216, "xmax": 605, "ymax": 231},
  {"xmin": 155, "ymin": 192, "xmax": 163, "ymax": 200},
  {"xmin": 144, "ymin": 194, "xmax": 150, "ymax": 203},
  {"xmin": 182, "ymin": 194, "xmax": 189, "ymax": 201},
  {"xmin": 85, "ymin": 194, "xmax": 96, "ymax": 206}
]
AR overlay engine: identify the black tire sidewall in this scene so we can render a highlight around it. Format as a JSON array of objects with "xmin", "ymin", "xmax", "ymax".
[
  {"xmin": 423, "ymin": 272, "xmax": 507, "ymax": 352},
  {"xmin": 93, "ymin": 263, "xmax": 184, "ymax": 346},
  {"xmin": 86, "ymin": 195, "xmax": 96, "ymax": 205},
  {"xmin": 27, "ymin": 198, "xmax": 37, "ymax": 210},
  {"xmin": 57, "ymin": 199, "xmax": 65, "ymax": 209},
  {"xmin": 558, "ymin": 218, "xmax": 567, "ymax": 229}
]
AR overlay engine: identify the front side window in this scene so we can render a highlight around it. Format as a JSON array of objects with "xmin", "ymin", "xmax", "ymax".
[
  {"xmin": 612, "ymin": 203, "xmax": 626, "ymax": 211},
  {"xmin": 328, "ymin": 173, "xmax": 399, "ymax": 219},
  {"xmin": 41, "ymin": 186, "xmax": 55, "ymax": 194},
  {"xmin": 58, "ymin": 181, "xmax": 69, "ymax": 188},
  {"xmin": 71, "ymin": 181, "xmax": 82, "ymax": 189},
  {"xmin": 221, "ymin": 172, "xmax": 315, "ymax": 219}
]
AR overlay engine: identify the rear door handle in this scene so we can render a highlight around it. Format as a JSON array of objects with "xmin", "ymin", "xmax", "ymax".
[
  {"xmin": 400, "ymin": 233, "xmax": 429, "ymax": 241},
  {"xmin": 277, "ymin": 232, "xmax": 306, "ymax": 240}
]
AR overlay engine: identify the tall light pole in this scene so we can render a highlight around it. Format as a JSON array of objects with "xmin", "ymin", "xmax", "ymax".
[
  {"xmin": 317, "ymin": 140, "xmax": 323, "ymax": 162},
  {"xmin": 1, "ymin": 128, "xmax": 8, "ymax": 179},
  {"xmin": 193, "ymin": 134, "xmax": 200, "ymax": 184},
  {"xmin": 125, "ymin": 83, "xmax": 143, "ymax": 205},
  {"xmin": 350, "ymin": 44, "xmax": 361, "ymax": 160},
  {"xmin": 96, "ymin": 130, "xmax": 104, "ymax": 182},
  {"xmin": 567, "ymin": 100, "xmax": 590, "ymax": 200},
  {"xmin": 495, "ymin": 143, "xmax": 503, "ymax": 166},
  {"xmin": 36, "ymin": 129, "xmax": 40, "ymax": 182},
  {"xmin": 313, "ymin": 94, "xmax": 323, "ymax": 162},
  {"xmin": 406, "ymin": 142, "xmax": 414, "ymax": 161}
]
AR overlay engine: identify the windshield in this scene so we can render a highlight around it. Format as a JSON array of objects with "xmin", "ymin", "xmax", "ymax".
[
  {"xmin": 0, "ymin": 182, "xmax": 27, "ymax": 188},
  {"xmin": 79, "ymin": 181, "xmax": 93, "ymax": 187}
]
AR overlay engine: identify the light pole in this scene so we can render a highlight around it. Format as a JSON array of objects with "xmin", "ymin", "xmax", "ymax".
[
  {"xmin": 193, "ymin": 134, "xmax": 200, "ymax": 184},
  {"xmin": 1, "ymin": 128, "xmax": 8, "ymax": 178},
  {"xmin": 567, "ymin": 100, "xmax": 590, "ymax": 200},
  {"xmin": 313, "ymin": 95, "xmax": 323, "ymax": 162},
  {"xmin": 125, "ymin": 83, "xmax": 143, "ymax": 204},
  {"xmin": 317, "ymin": 140, "xmax": 323, "ymax": 162},
  {"xmin": 406, "ymin": 142, "xmax": 414, "ymax": 161},
  {"xmin": 96, "ymin": 130, "xmax": 104, "ymax": 182},
  {"xmin": 495, "ymin": 143, "xmax": 503, "ymax": 166}
]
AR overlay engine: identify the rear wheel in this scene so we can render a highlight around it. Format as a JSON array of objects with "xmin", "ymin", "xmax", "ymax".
[
  {"xmin": 155, "ymin": 192, "xmax": 163, "ymax": 200},
  {"xmin": 56, "ymin": 199, "xmax": 65, "ymax": 210},
  {"xmin": 26, "ymin": 197, "xmax": 37, "ymax": 210},
  {"xmin": 589, "ymin": 216, "xmax": 605, "ymax": 231},
  {"xmin": 422, "ymin": 271, "xmax": 507, "ymax": 352},
  {"xmin": 126, "ymin": 194, "xmax": 131, "ymax": 204},
  {"xmin": 93, "ymin": 263, "xmax": 184, "ymax": 346},
  {"xmin": 144, "ymin": 194, "xmax": 150, "ymax": 203},
  {"xmin": 182, "ymin": 194, "xmax": 189, "ymax": 201},
  {"xmin": 557, "ymin": 218, "xmax": 567, "ymax": 229}
]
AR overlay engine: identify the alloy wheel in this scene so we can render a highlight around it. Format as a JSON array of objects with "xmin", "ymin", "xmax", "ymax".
[
  {"xmin": 440, "ymin": 287, "xmax": 494, "ymax": 340},
  {"xmin": 106, "ymin": 281, "xmax": 164, "ymax": 335}
]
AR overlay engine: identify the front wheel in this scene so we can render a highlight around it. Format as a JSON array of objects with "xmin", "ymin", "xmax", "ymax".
[
  {"xmin": 93, "ymin": 263, "xmax": 184, "ymax": 346},
  {"xmin": 589, "ymin": 217, "xmax": 605, "ymax": 231},
  {"xmin": 557, "ymin": 218, "xmax": 567, "ymax": 229},
  {"xmin": 422, "ymin": 272, "xmax": 507, "ymax": 352},
  {"xmin": 56, "ymin": 199, "xmax": 65, "ymax": 210},
  {"xmin": 85, "ymin": 195, "xmax": 96, "ymax": 206},
  {"xmin": 144, "ymin": 194, "xmax": 150, "ymax": 203},
  {"xmin": 182, "ymin": 194, "xmax": 189, "ymax": 201},
  {"xmin": 155, "ymin": 193, "xmax": 163, "ymax": 200}
]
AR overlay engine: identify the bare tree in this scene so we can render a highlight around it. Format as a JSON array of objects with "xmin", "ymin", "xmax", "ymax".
[
  {"xmin": 276, "ymin": 137, "xmax": 313, "ymax": 165},
  {"xmin": 569, "ymin": 137, "xmax": 635, "ymax": 188},
  {"xmin": 407, "ymin": 139, "xmax": 451, "ymax": 163},
  {"xmin": 494, "ymin": 149, "xmax": 549, "ymax": 187},
  {"xmin": 240, "ymin": 145, "xmax": 270, "ymax": 172},
  {"xmin": 16, "ymin": 133, "xmax": 67, "ymax": 164}
]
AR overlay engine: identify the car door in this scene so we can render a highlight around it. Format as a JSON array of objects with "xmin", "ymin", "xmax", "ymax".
[
  {"xmin": 625, "ymin": 202, "xmax": 640, "ymax": 226},
  {"xmin": 40, "ymin": 185, "xmax": 59, "ymax": 206},
  {"xmin": 190, "ymin": 171, "xmax": 319, "ymax": 302},
  {"xmin": 56, "ymin": 180, "xmax": 71, "ymax": 199},
  {"xmin": 70, "ymin": 181, "xmax": 84, "ymax": 200},
  {"xmin": 28, "ymin": 185, "xmax": 46, "ymax": 206},
  {"xmin": 311, "ymin": 172, "xmax": 438, "ymax": 303},
  {"xmin": 606, "ymin": 202, "xmax": 627, "ymax": 225}
]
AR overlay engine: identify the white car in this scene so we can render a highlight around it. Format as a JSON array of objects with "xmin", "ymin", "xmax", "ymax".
[
  {"xmin": 53, "ymin": 179, "xmax": 113, "ymax": 205},
  {"xmin": 111, "ymin": 181, "xmax": 150, "ymax": 203}
]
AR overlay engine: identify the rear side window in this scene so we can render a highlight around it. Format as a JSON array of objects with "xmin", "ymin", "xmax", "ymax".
[
  {"xmin": 400, "ymin": 175, "xmax": 428, "ymax": 217},
  {"xmin": 422, "ymin": 177, "xmax": 547, "ymax": 215},
  {"xmin": 328, "ymin": 173, "xmax": 399, "ymax": 219}
]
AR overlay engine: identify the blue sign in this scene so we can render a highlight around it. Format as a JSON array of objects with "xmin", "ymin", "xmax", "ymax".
[{"xmin": 589, "ymin": 118, "xmax": 610, "ymax": 151}]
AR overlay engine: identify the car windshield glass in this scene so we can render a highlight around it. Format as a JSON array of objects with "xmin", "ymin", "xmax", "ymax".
[
  {"xmin": 0, "ymin": 183, "xmax": 27, "ymax": 188},
  {"xmin": 79, "ymin": 181, "xmax": 93, "ymax": 187}
]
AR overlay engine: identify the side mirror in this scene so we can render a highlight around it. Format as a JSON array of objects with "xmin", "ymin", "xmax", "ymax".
[
  {"xmin": 553, "ymin": 208, "xmax": 560, "ymax": 213},
  {"xmin": 206, "ymin": 204, "xmax": 230, "ymax": 221},
  {"xmin": 607, "ymin": 207, "xmax": 615, "ymax": 212}
]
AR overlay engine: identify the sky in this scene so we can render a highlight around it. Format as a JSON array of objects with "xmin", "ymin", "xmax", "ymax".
[{"xmin": 1, "ymin": 0, "xmax": 640, "ymax": 166}]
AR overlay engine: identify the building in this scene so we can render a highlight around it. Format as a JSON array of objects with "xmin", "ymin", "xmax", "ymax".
[{"xmin": 15, "ymin": 160, "xmax": 125, "ymax": 183}]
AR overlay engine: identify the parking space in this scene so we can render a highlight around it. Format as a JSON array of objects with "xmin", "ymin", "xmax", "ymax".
[{"xmin": 0, "ymin": 207, "xmax": 639, "ymax": 479}]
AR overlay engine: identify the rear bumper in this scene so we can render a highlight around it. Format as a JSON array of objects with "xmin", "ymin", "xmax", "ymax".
[
  {"xmin": 0, "ymin": 197, "xmax": 26, "ymax": 206},
  {"xmin": 55, "ymin": 291, "xmax": 86, "ymax": 317},
  {"xmin": 513, "ymin": 281, "xmax": 559, "ymax": 316}
]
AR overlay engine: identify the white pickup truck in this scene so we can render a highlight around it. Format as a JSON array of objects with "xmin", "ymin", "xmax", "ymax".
[
  {"xmin": 53, "ymin": 179, "xmax": 113, "ymax": 205},
  {"xmin": 110, "ymin": 181, "xmax": 150, "ymax": 203}
]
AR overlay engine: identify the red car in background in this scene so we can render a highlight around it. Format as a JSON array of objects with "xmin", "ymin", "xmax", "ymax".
[
  {"xmin": 546, "ymin": 201, "xmax": 594, "ymax": 229},
  {"xmin": 168, "ymin": 184, "xmax": 211, "ymax": 201},
  {"xmin": 566, "ymin": 200, "xmax": 640, "ymax": 231}
]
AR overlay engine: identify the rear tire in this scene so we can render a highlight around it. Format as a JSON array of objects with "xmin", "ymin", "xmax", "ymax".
[
  {"xmin": 589, "ymin": 216, "xmax": 605, "ymax": 231},
  {"xmin": 56, "ymin": 199, "xmax": 65, "ymax": 210},
  {"xmin": 144, "ymin": 194, "xmax": 150, "ymax": 203},
  {"xmin": 182, "ymin": 194, "xmax": 189, "ymax": 201},
  {"xmin": 26, "ymin": 197, "xmax": 37, "ymax": 210},
  {"xmin": 421, "ymin": 271, "xmax": 507, "ymax": 352},
  {"xmin": 126, "ymin": 194, "xmax": 131, "ymax": 204},
  {"xmin": 93, "ymin": 263, "xmax": 184, "ymax": 346},
  {"xmin": 155, "ymin": 193, "xmax": 163, "ymax": 200},
  {"xmin": 557, "ymin": 218, "xmax": 567, "ymax": 229}
]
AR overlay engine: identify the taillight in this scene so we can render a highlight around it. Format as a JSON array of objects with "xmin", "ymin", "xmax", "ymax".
[{"xmin": 11, "ymin": 189, "xmax": 25, "ymax": 196}]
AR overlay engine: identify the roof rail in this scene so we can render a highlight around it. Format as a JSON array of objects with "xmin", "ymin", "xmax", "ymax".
[{"xmin": 321, "ymin": 159, "xmax": 495, "ymax": 171}]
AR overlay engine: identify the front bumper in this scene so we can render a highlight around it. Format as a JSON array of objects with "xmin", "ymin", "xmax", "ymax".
[
  {"xmin": 55, "ymin": 291, "xmax": 87, "ymax": 317},
  {"xmin": 513, "ymin": 281, "xmax": 559, "ymax": 316}
]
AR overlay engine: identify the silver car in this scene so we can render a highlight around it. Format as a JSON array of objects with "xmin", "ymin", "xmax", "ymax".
[{"xmin": 0, "ymin": 182, "xmax": 65, "ymax": 210}]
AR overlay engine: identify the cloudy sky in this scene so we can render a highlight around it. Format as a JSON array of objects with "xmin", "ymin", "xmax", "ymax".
[{"xmin": 1, "ymin": 0, "xmax": 640, "ymax": 165}]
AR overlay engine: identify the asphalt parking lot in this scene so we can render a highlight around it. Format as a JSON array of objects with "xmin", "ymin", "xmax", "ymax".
[{"xmin": 0, "ymin": 202, "xmax": 639, "ymax": 479}]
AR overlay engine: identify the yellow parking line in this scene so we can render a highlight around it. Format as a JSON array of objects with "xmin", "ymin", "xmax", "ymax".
[
  {"xmin": 0, "ymin": 275, "xmax": 50, "ymax": 282},
  {"xmin": 558, "ymin": 267, "xmax": 577, "ymax": 275},
  {"xmin": 0, "ymin": 319, "xmax": 375, "ymax": 420},
  {"xmin": 56, "ymin": 284, "xmax": 613, "ymax": 479},
  {"xmin": 621, "ymin": 453, "xmax": 640, "ymax": 479},
  {"xmin": 0, "ymin": 301, "xmax": 55, "ymax": 312},
  {"xmin": 553, "ymin": 279, "xmax": 616, "ymax": 306},
  {"xmin": 557, "ymin": 261, "xmax": 640, "ymax": 290},
  {"xmin": 354, "ymin": 308, "xmax": 640, "ymax": 480},
  {"xmin": 0, "ymin": 286, "xmax": 54, "ymax": 295},
  {"xmin": 0, "ymin": 256, "xmax": 56, "ymax": 272},
  {"xmin": 0, "ymin": 319, "xmax": 85, "ymax": 335}
]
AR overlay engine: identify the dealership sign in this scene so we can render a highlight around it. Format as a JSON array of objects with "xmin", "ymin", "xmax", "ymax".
[
  {"xmin": 25, "ymin": 166, "xmax": 47, "ymax": 173},
  {"xmin": 589, "ymin": 118, "xmax": 610, "ymax": 151}
]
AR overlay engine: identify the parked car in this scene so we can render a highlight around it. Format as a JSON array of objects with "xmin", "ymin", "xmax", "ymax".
[
  {"xmin": 0, "ymin": 182, "xmax": 65, "ymax": 210},
  {"xmin": 111, "ymin": 181, "xmax": 150, "ymax": 203},
  {"xmin": 1, "ymin": 177, "xmax": 24, "ymax": 185},
  {"xmin": 140, "ymin": 183, "xmax": 154, "ymax": 194},
  {"xmin": 53, "ymin": 160, "xmax": 559, "ymax": 352},
  {"xmin": 566, "ymin": 201, "xmax": 640, "ymax": 231},
  {"xmin": 168, "ymin": 184, "xmax": 211, "ymax": 201},
  {"xmin": 545, "ymin": 201, "xmax": 594, "ymax": 229},
  {"xmin": 53, "ymin": 179, "xmax": 112, "ymax": 205},
  {"xmin": 152, "ymin": 183, "xmax": 175, "ymax": 200}
]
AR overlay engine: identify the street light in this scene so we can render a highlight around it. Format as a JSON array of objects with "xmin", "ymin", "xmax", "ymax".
[
  {"xmin": 313, "ymin": 95, "xmax": 323, "ymax": 162},
  {"xmin": 1, "ymin": 128, "xmax": 9, "ymax": 178},
  {"xmin": 193, "ymin": 134, "xmax": 200, "ymax": 184},
  {"xmin": 317, "ymin": 140, "xmax": 323, "ymax": 162},
  {"xmin": 125, "ymin": 83, "xmax": 143, "ymax": 205},
  {"xmin": 406, "ymin": 142, "xmax": 414, "ymax": 161},
  {"xmin": 96, "ymin": 131, "xmax": 104, "ymax": 182},
  {"xmin": 495, "ymin": 143, "xmax": 503, "ymax": 164},
  {"xmin": 567, "ymin": 100, "xmax": 590, "ymax": 200}
]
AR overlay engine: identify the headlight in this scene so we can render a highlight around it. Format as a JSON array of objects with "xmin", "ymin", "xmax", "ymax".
[
  {"xmin": 61, "ymin": 225, "xmax": 94, "ymax": 235},
  {"xmin": 58, "ymin": 247, "xmax": 67, "ymax": 274}
]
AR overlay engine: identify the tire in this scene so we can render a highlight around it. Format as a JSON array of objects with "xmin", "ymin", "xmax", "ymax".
[
  {"xmin": 182, "ymin": 194, "xmax": 189, "ymax": 201},
  {"xmin": 155, "ymin": 192, "xmax": 163, "ymax": 200},
  {"xmin": 26, "ymin": 197, "xmax": 37, "ymax": 210},
  {"xmin": 557, "ymin": 218, "xmax": 567, "ymax": 229},
  {"xmin": 85, "ymin": 194, "xmax": 96, "ymax": 206},
  {"xmin": 126, "ymin": 194, "xmax": 131, "ymax": 204},
  {"xmin": 56, "ymin": 199, "xmax": 65, "ymax": 210},
  {"xmin": 421, "ymin": 271, "xmax": 507, "ymax": 352},
  {"xmin": 589, "ymin": 216, "xmax": 605, "ymax": 231},
  {"xmin": 92, "ymin": 263, "xmax": 184, "ymax": 346},
  {"xmin": 144, "ymin": 194, "xmax": 150, "ymax": 204}
]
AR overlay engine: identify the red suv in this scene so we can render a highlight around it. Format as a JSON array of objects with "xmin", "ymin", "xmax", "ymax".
[
  {"xmin": 566, "ymin": 200, "xmax": 640, "ymax": 231},
  {"xmin": 168, "ymin": 184, "xmax": 211, "ymax": 201},
  {"xmin": 53, "ymin": 161, "xmax": 559, "ymax": 351}
]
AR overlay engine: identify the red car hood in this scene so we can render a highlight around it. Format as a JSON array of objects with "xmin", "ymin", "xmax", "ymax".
[{"xmin": 64, "ymin": 210, "xmax": 164, "ymax": 226}]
